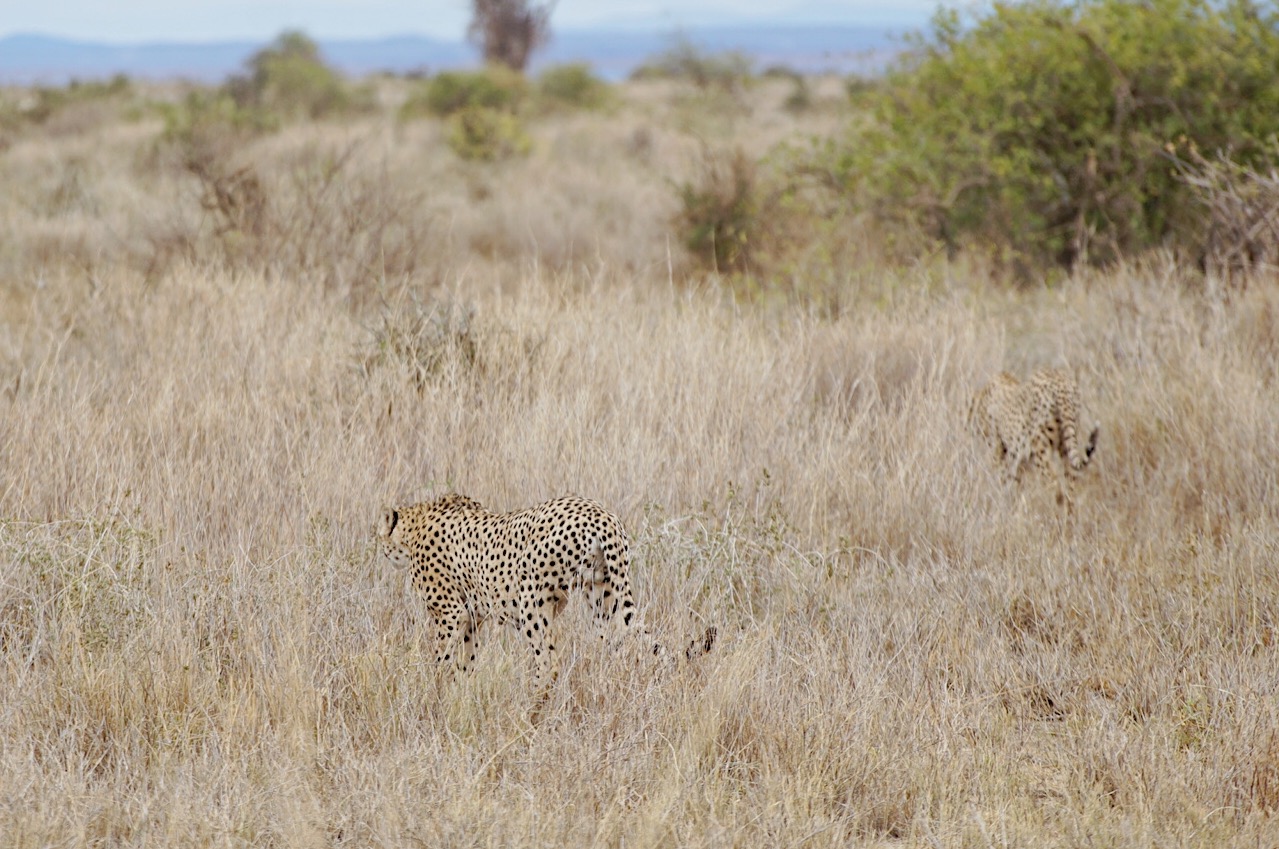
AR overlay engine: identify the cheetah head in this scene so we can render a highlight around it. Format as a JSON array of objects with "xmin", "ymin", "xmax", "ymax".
[{"xmin": 376, "ymin": 507, "xmax": 413, "ymax": 570}]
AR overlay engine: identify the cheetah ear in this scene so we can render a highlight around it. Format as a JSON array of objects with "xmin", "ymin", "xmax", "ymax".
[
  {"xmin": 1085, "ymin": 426, "xmax": 1099, "ymax": 459},
  {"xmin": 378, "ymin": 508, "xmax": 399, "ymax": 538}
]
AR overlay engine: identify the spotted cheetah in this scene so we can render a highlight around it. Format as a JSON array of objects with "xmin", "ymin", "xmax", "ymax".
[
  {"xmin": 377, "ymin": 493, "xmax": 715, "ymax": 689},
  {"xmin": 969, "ymin": 367, "xmax": 1099, "ymax": 506}
]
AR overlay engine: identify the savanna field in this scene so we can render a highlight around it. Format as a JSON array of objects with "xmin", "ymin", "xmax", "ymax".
[{"xmin": 3, "ymin": 28, "xmax": 1279, "ymax": 848}]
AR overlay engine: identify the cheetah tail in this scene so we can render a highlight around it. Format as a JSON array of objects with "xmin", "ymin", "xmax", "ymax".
[{"xmin": 684, "ymin": 626, "xmax": 717, "ymax": 661}]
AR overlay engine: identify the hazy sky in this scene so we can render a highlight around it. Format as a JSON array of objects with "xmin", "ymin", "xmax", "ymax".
[{"xmin": 0, "ymin": 1, "xmax": 940, "ymax": 42}]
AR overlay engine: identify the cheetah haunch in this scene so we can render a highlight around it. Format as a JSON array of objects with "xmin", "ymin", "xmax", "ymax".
[
  {"xmin": 377, "ymin": 493, "xmax": 715, "ymax": 688},
  {"xmin": 968, "ymin": 367, "xmax": 1099, "ymax": 507}
]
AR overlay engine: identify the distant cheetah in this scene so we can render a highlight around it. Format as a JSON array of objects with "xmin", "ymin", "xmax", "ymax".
[
  {"xmin": 377, "ymin": 493, "xmax": 716, "ymax": 689},
  {"xmin": 969, "ymin": 367, "xmax": 1099, "ymax": 506}
]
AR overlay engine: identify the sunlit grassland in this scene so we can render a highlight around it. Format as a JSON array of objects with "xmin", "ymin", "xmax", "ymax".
[{"xmin": 0, "ymin": 75, "xmax": 1278, "ymax": 847}]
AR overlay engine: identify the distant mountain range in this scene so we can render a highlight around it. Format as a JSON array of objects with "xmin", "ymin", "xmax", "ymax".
[{"xmin": 0, "ymin": 26, "xmax": 905, "ymax": 85}]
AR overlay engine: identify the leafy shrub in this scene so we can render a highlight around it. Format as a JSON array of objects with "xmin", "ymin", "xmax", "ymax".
[
  {"xmin": 360, "ymin": 297, "xmax": 480, "ymax": 391},
  {"xmin": 446, "ymin": 106, "xmax": 531, "ymax": 161},
  {"xmin": 157, "ymin": 32, "xmax": 368, "ymax": 186},
  {"xmin": 759, "ymin": 66, "xmax": 812, "ymax": 112},
  {"xmin": 821, "ymin": 0, "xmax": 1279, "ymax": 272},
  {"xmin": 843, "ymin": 75, "xmax": 880, "ymax": 102},
  {"xmin": 160, "ymin": 89, "xmax": 278, "ymax": 150},
  {"xmin": 631, "ymin": 38, "xmax": 753, "ymax": 93},
  {"xmin": 760, "ymin": 65, "xmax": 799, "ymax": 80},
  {"xmin": 157, "ymin": 90, "xmax": 278, "ymax": 223},
  {"xmin": 1173, "ymin": 143, "xmax": 1279, "ymax": 280},
  {"xmin": 268, "ymin": 144, "xmax": 433, "ymax": 297},
  {"xmin": 674, "ymin": 146, "xmax": 760, "ymax": 273},
  {"xmin": 672, "ymin": 144, "xmax": 857, "ymax": 286},
  {"xmin": 192, "ymin": 161, "xmax": 269, "ymax": 246},
  {"xmin": 23, "ymin": 75, "xmax": 132, "ymax": 124},
  {"xmin": 146, "ymin": 132, "xmax": 433, "ymax": 294},
  {"xmin": 784, "ymin": 76, "xmax": 811, "ymax": 113},
  {"xmin": 0, "ymin": 75, "xmax": 135, "ymax": 140},
  {"xmin": 535, "ymin": 63, "xmax": 610, "ymax": 110},
  {"xmin": 358, "ymin": 294, "xmax": 546, "ymax": 393},
  {"xmin": 400, "ymin": 66, "xmax": 528, "ymax": 120},
  {"xmin": 226, "ymin": 30, "xmax": 371, "ymax": 121}
]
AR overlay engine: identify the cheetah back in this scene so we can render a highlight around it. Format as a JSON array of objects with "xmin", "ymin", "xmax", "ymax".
[{"xmin": 969, "ymin": 368, "xmax": 1098, "ymax": 502}]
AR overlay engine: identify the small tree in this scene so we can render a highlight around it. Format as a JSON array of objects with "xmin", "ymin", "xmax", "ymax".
[
  {"xmin": 468, "ymin": 0, "xmax": 556, "ymax": 73},
  {"xmin": 227, "ymin": 30, "xmax": 353, "ymax": 120}
]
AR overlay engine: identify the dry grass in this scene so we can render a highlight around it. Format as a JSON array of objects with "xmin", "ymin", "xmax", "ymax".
[{"xmin": 1, "ymin": 76, "xmax": 1278, "ymax": 847}]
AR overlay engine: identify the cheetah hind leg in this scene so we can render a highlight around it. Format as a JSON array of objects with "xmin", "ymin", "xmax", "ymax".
[
  {"xmin": 519, "ymin": 597, "xmax": 559, "ymax": 691},
  {"xmin": 1001, "ymin": 439, "xmax": 1028, "ymax": 486},
  {"xmin": 586, "ymin": 578, "xmax": 633, "ymax": 646},
  {"xmin": 684, "ymin": 626, "xmax": 717, "ymax": 661},
  {"xmin": 525, "ymin": 611, "xmax": 559, "ymax": 726}
]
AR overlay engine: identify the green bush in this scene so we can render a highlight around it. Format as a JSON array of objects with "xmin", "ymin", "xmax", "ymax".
[
  {"xmin": 360, "ymin": 297, "xmax": 481, "ymax": 391},
  {"xmin": 30, "ymin": 75, "xmax": 132, "ymax": 121},
  {"xmin": 822, "ymin": 0, "xmax": 1279, "ymax": 272},
  {"xmin": 446, "ymin": 106, "xmax": 531, "ymax": 161},
  {"xmin": 159, "ymin": 31, "xmax": 368, "ymax": 159},
  {"xmin": 401, "ymin": 66, "xmax": 528, "ymax": 120},
  {"xmin": 675, "ymin": 147, "xmax": 760, "ymax": 273},
  {"xmin": 631, "ymin": 38, "xmax": 754, "ymax": 92},
  {"xmin": 227, "ymin": 30, "xmax": 370, "ymax": 121},
  {"xmin": 1173, "ymin": 143, "xmax": 1279, "ymax": 279},
  {"xmin": 843, "ymin": 75, "xmax": 876, "ymax": 98},
  {"xmin": 160, "ymin": 89, "xmax": 277, "ymax": 146},
  {"xmin": 535, "ymin": 63, "xmax": 610, "ymax": 110},
  {"xmin": 757, "ymin": 66, "xmax": 813, "ymax": 113},
  {"xmin": 783, "ymin": 76, "xmax": 811, "ymax": 113},
  {"xmin": 0, "ymin": 74, "xmax": 134, "ymax": 136}
]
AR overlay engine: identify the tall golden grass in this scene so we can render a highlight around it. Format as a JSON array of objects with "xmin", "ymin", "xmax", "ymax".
[{"xmin": 1, "ymin": 77, "xmax": 1278, "ymax": 847}]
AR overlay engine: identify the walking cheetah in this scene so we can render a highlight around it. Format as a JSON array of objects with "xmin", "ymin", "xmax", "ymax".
[
  {"xmin": 377, "ymin": 493, "xmax": 715, "ymax": 689},
  {"xmin": 968, "ymin": 367, "xmax": 1099, "ymax": 506}
]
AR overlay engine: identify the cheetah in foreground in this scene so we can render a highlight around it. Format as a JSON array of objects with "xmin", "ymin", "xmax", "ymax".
[
  {"xmin": 377, "ymin": 493, "xmax": 716, "ymax": 689},
  {"xmin": 969, "ymin": 367, "xmax": 1099, "ymax": 507}
]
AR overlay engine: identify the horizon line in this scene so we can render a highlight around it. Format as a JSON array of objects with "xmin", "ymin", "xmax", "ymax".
[{"xmin": 0, "ymin": 20, "xmax": 922, "ymax": 48}]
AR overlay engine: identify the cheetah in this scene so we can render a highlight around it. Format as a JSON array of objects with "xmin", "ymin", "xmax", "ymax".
[
  {"xmin": 968, "ymin": 367, "xmax": 1099, "ymax": 507},
  {"xmin": 377, "ymin": 493, "xmax": 715, "ymax": 689}
]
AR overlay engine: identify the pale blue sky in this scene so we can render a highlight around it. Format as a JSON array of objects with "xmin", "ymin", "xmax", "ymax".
[{"xmin": 0, "ymin": 1, "xmax": 941, "ymax": 42}]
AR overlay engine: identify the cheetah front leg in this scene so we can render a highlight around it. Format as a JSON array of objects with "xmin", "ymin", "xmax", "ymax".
[
  {"xmin": 1027, "ymin": 428, "xmax": 1071, "ymax": 505},
  {"xmin": 1002, "ymin": 443, "xmax": 1026, "ymax": 485},
  {"xmin": 434, "ymin": 607, "xmax": 480, "ymax": 674},
  {"xmin": 429, "ymin": 613, "xmax": 454, "ymax": 667}
]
